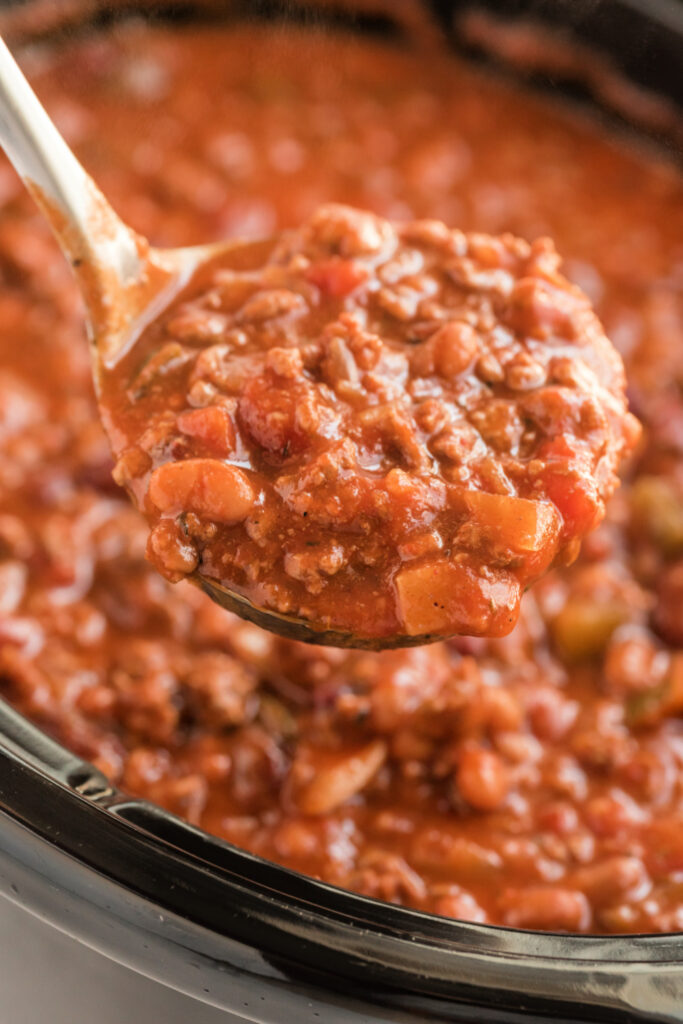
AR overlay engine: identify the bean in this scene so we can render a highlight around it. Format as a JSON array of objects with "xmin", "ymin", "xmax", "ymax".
[
  {"xmin": 500, "ymin": 887, "xmax": 591, "ymax": 932},
  {"xmin": 148, "ymin": 458, "xmax": 254, "ymax": 523},
  {"xmin": 433, "ymin": 886, "xmax": 487, "ymax": 922},
  {"xmin": 147, "ymin": 519, "xmax": 198, "ymax": 580},
  {"xmin": 572, "ymin": 856, "xmax": 650, "ymax": 908},
  {"xmin": 432, "ymin": 321, "xmax": 478, "ymax": 377},
  {"xmin": 456, "ymin": 747, "xmax": 509, "ymax": 811},
  {"xmin": 0, "ymin": 560, "xmax": 27, "ymax": 615}
]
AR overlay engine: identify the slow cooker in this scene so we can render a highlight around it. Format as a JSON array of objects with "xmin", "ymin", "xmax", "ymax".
[{"xmin": 0, "ymin": 1, "xmax": 681, "ymax": 1021}]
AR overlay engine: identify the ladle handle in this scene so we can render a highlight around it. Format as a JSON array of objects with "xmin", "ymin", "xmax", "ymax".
[{"xmin": 0, "ymin": 36, "xmax": 142, "ymax": 332}]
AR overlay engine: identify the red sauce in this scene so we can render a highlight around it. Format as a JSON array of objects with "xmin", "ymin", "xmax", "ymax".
[
  {"xmin": 0, "ymin": 21, "xmax": 681, "ymax": 933},
  {"xmin": 101, "ymin": 203, "xmax": 636, "ymax": 643}
]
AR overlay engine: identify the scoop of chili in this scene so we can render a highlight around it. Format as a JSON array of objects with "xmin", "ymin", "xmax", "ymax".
[{"xmin": 101, "ymin": 203, "xmax": 640, "ymax": 644}]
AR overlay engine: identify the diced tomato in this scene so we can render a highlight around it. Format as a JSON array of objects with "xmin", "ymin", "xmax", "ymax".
[
  {"xmin": 543, "ymin": 471, "xmax": 601, "ymax": 536},
  {"xmin": 177, "ymin": 405, "xmax": 235, "ymax": 457},
  {"xmin": 538, "ymin": 437, "xmax": 601, "ymax": 536},
  {"xmin": 306, "ymin": 257, "xmax": 369, "ymax": 298},
  {"xmin": 541, "ymin": 436, "xmax": 576, "ymax": 460},
  {"xmin": 239, "ymin": 372, "xmax": 315, "ymax": 457}
]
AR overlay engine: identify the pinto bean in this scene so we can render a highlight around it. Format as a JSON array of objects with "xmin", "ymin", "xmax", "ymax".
[
  {"xmin": 147, "ymin": 519, "xmax": 199, "ymax": 580},
  {"xmin": 571, "ymin": 857, "xmax": 650, "ymax": 908},
  {"xmin": 500, "ymin": 887, "xmax": 591, "ymax": 932},
  {"xmin": 148, "ymin": 458, "xmax": 254, "ymax": 524},
  {"xmin": 0, "ymin": 560, "xmax": 27, "ymax": 615},
  {"xmin": 431, "ymin": 321, "xmax": 479, "ymax": 378},
  {"xmin": 456, "ymin": 747, "xmax": 510, "ymax": 811}
]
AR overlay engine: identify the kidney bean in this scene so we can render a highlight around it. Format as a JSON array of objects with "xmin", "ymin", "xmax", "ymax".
[{"xmin": 456, "ymin": 747, "xmax": 510, "ymax": 811}]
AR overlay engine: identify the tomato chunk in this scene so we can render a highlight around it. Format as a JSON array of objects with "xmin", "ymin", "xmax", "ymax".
[
  {"xmin": 177, "ymin": 405, "xmax": 235, "ymax": 457},
  {"xmin": 538, "ymin": 438, "xmax": 601, "ymax": 536},
  {"xmin": 239, "ymin": 372, "xmax": 317, "ymax": 456},
  {"xmin": 306, "ymin": 257, "xmax": 369, "ymax": 298}
]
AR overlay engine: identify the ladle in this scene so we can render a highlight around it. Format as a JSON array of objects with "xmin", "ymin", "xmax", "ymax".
[{"xmin": 0, "ymin": 36, "xmax": 434, "ymax": 650}]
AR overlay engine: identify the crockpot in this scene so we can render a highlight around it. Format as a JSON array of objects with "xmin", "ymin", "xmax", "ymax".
[{"xmin": 0, "ymin": 2, "xmax": 682, "ymax": 1021}]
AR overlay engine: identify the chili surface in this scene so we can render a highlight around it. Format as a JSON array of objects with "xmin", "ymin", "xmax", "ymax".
[
  {"xmin": 0, "ymin": 20, "xmax": 681, "ymax": 934},
  {"xmin": 102, "ymin": 203, "xmax": 637, "ymax": 642}
]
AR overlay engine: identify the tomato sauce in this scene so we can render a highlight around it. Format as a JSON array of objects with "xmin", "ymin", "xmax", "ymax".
[{"xmin": 0, "ymin": 20, "xmax": 681, "ymax": 933}]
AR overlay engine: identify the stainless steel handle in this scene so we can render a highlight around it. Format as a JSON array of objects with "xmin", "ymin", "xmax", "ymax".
[{"xmin": 0, "ymin": 36, "xmax": 142, "ymax": 323}]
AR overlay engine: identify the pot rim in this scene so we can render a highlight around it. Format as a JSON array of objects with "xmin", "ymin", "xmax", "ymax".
[{"xmin": 2, "ymin": 696, "xmax": 683, "ymax": 1022}]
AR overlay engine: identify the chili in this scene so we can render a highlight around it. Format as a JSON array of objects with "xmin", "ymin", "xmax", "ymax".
[{"xmin": 0, "ymin": 21, "xmax": 680, "ymax": 934}]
